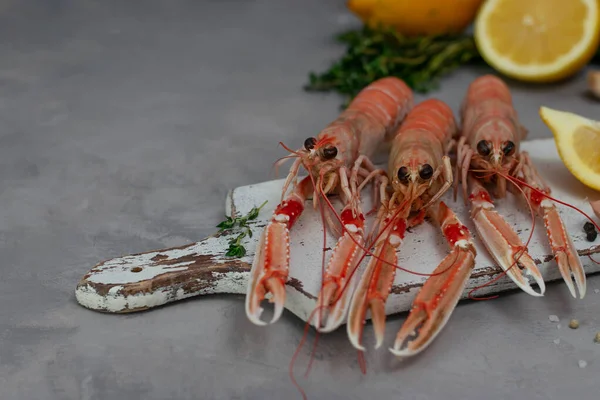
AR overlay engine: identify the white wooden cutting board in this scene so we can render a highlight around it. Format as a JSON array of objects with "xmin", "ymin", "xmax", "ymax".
[{"xmin": 75, "ymin": 139, "xmax": 600, "ymax": 324}]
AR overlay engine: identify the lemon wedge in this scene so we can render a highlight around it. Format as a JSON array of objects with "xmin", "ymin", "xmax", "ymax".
[
  {"xmin": 474, "ymin": 0, "xmax": 600, "ymax": 82},
  {"xmin": 539, "ymin": 106, "xmax": 600, "ymax": 191}
]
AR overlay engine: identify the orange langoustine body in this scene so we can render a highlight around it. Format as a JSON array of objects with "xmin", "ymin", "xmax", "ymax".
[
  {"xmin": 245, "ymin": 77, "xmax": 414, "ymax": 332},
  {"xmin": 455, "ymin": 74, "xmax": 586, "ymax": 299},
  {"xmin": 346, "ymin": 98, "xmax": 478, "ymax": 357}
]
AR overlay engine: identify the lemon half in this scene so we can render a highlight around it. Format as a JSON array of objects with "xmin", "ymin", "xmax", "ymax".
[
  {"xmin": 347, "ymin": 0, "xmax": 484, "ymax": 36},
  {"xmin": 540, "ymin": 106, "xmax": 600, "ymax": 191},
  {"xmin": 475, "ymin": 0, "xmax": 600, "ymax": 82}
]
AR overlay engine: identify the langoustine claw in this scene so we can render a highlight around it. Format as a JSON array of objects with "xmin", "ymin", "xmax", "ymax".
[
  {"xmin": 468, "ymin": 176, "xmax": 545, "ymax": 297},
  {"xmin": 245, "ymin": 176, "xmax": 310, "ymax": 325},
  {"xmin": 391, "ymin": 201, "xmax": 476, "ymax": 357}
]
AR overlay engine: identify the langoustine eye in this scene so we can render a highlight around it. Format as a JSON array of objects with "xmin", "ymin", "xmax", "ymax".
[
  {"xmin": 397, "ymin": 166, "xmax": 410, "ymax": 183},
  {"xmin": 503, "ymin": 141, "xmax": 515, "ymax": 156},
  {"xmin": 304, "ymin": 137, "xmax": 317, "ymax": 150},
  {"xmin": 322, "ymin": 146, "xmax": 338, "ymax": 160},
  {"xmin": 419, "ymin": 164, "xmax": 433, "ymax": 180},
  {"xmin": 477, "ymin": 140, "xmax": 491, "ymax": 156}
]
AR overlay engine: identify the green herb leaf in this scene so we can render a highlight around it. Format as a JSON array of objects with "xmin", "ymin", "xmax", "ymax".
[
  {"xmin": 304, "ymin": 25, "xmax": 485, "ymax": 107},
  {"xmin": 216, "ymin": 217, "xmax": 235, "ymax": 230},
  {"xmin": 225, "ymin": 244, "xmax": 246, "ymax": 258},
  {"xmin": 217, "ymin": 200, "xmax": 268, "ymax": 258},
  {"xmin": 246, "ymin": 200, "xmax": 268, "ymax": 222}
]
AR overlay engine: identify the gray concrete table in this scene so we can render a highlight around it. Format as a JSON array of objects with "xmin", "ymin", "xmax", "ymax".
[{"xmin": 1, "ymin": 1, "xmax": 599, "ymax": 399}]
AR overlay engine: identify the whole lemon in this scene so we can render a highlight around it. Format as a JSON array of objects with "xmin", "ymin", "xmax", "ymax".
[{"xmin": 347, "ymin": 0, "xmax": 484, "ymax": 36}]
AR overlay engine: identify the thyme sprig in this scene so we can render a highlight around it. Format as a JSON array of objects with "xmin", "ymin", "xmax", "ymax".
[
  {"xmin": 217, "ymin": 200, "xmax": 268, "ymax": 257},
  {"xmin": 304, "ymin": 25, "xmax": 484, "ymax": 107}
]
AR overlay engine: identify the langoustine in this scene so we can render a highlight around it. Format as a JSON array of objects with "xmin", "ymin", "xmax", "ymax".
[
  {"xmin": 245, "ymin": 77, "xmax": 414, "ymax": 330},
  {"xmin": 346, "ymin": 98, "xmax": 478, "ymax": 356},
  {"xmin": 455, "ymin": 74, "xmax": 586, "ymax": 298}
]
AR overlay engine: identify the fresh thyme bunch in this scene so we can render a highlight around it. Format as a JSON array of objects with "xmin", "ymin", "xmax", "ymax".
[
  {"xmin": 304, "ymin": 25, "xmax": 484, "ymax": 107},
  {"xmin": 216, "ymin": 200, "xmax": 267, "ymax": 257}
]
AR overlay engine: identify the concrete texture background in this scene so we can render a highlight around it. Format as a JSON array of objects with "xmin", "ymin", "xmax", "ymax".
[{"xmin": 1, "ymin": 1, "xmax": 599, "ymax": 399}]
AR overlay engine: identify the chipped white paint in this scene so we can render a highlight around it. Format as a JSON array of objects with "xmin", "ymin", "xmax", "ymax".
[
  {"xmin": 76, "ymin": 139, "xmax": 600, "ymax": 324},
  {"xmin": 75, "ymin": 228, "xmax": 256, "ymax": 312},
  {"xmin": 77, "ymin": 284, "xmax": 186, "ymax": 312},
  {"xmin": 88, "ymin": 258, "xmax": 194, "ymax": 285},
  {"xmin": 202, "ymin": 271, "xmax": 249, "ymax": 294}
]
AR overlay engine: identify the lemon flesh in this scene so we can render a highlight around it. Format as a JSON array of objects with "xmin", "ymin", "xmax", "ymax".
[
  {"xmin": 475, "ymin": 0, "xmax": 600, "ymax": 82},
  {"xmin": 539, "ymin": 106, "xmax": 600, "ymax": 191}
]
